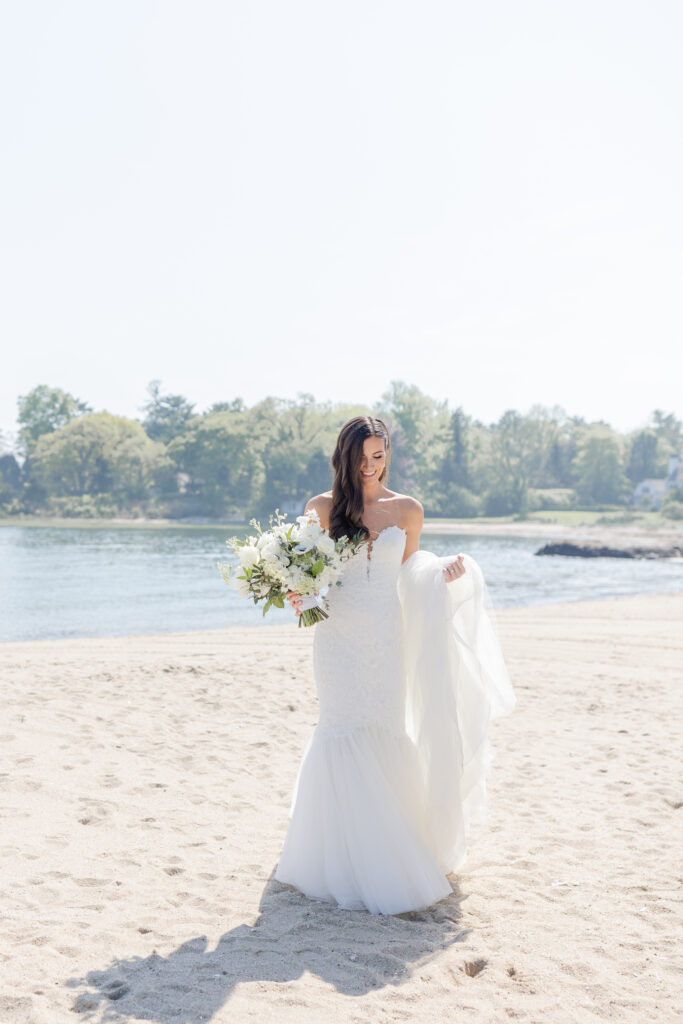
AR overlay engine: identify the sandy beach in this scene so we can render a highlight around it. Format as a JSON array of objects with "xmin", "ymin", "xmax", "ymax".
[{"xmin": 1, "ymin": 590, "xmax": 681, "ymax": 1023}]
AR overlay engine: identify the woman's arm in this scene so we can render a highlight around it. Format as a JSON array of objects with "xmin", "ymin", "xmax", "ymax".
[
  {"xmin": 400, "ymin": 495, "xmax": 465, "ymax": 582},
  {"xmin": 400, "ymin": 496, "xmax": 423, "ymax": 564}
]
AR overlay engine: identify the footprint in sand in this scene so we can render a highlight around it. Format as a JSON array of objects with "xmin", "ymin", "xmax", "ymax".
[
  {"xmin": 15, "ymin": 779, "xmax": 42, "ymax": 793},
  {"xmin": 99, "ymin": 774, "xmax": 123, "ymax": 789},
  {"xmin": 77, "ymin": 806, "xmax": 110, "ymax": 825}
]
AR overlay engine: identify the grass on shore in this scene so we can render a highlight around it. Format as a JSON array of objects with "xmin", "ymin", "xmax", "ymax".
[
  {"xmin": 0, "ymin": 509, "xmax": 672, "ymax": 531},
  {"xmin": 433, "ymin": 509, "xmax": 671, "ymax": 528}
]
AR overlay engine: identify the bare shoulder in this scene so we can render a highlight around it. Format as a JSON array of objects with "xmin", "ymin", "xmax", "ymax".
[
  {"xmin": 390, "ymin": 493, "xmax": 423, "ymax": 560},
  {"xmin": 395, "ymin": 493, "xmax": 424, "ymax": 528},
  {"xmin": 304, "ymin": 491, "xmax": 333, "ymax": 529}
]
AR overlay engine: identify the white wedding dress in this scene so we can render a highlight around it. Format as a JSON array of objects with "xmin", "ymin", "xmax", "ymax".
[{"xmin": 274, "ymin": 525, "xmax": 516, "ymax": 915}]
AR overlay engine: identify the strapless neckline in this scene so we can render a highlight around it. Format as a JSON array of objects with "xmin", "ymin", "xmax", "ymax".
[
  {"xmin": 363, "ymin": 524, "xmax": 407, "ymax": 569},
  {"xmin": 364, "ymin": 524, "xmax": 407, "ymax": 543}
]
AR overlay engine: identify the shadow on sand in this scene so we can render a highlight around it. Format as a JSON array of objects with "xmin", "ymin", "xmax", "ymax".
[{"xmin": 67, "ymin": 869, "xmax": 469, "ymax": 1021}]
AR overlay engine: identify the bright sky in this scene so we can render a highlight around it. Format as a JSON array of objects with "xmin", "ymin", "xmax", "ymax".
[{"xmin": 1, "ymin": 0, "xmax": 681, "ymax": 443}]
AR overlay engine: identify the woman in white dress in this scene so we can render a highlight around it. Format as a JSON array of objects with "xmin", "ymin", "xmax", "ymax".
[{"xmin": 274, "ymin": 416, "xmax": 516, "ymax": 915}]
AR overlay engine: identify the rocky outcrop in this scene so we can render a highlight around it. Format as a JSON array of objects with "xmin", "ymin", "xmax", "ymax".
[{"xmin": 535, "ymin": 541, "xmax": 683, "ymax": 559}]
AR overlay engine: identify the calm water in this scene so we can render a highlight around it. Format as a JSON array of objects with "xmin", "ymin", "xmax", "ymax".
[{"xmin": 1, "ymin": 525, "xmax": 681, "ymax": 643}]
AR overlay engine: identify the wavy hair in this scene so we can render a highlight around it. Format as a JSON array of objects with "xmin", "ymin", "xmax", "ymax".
[{"xmin": 329, "ymin": 416, "xmax": 391, "ymax": 541}]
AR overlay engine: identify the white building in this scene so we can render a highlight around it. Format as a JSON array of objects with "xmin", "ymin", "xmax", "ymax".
[{"xmin": 632, "ymin": 454, "xmax": 682, "ymax": 509}]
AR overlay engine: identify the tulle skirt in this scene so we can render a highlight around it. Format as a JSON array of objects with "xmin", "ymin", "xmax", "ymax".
[{"xmin": 274, "ymin": 719, "xmax": 453, "ymax": 915}]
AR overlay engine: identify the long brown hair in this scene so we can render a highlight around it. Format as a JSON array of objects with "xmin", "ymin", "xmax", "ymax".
[{"xmin": 329, "ymin": 416, "xmax": 391, "ymax": 541}]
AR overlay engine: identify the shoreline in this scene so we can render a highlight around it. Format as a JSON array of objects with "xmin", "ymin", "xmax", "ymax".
[
  {"xmin": 421, "ymin": 519, "xmax": 683, "ymax": 548},
  {"xmin": 3, "ymin": 585, "xmax": 682, "ymax": 649},
  {"xmin": 1, "ymin": 514, "xmax": 681, "ymax": 549}
]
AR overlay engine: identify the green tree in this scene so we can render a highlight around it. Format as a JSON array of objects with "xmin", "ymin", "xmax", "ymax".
[
  {"xmin": 377, "ymin": 381, "xmax": 449, "ymax": 498},
  {"xmin": 486, "ymin": 410, "xmax": 537, "ymax": 516},
  {"xmin": 168, "ymin": 408, "xmax": 256, "ymax": 516},
  {"xmin": 141, "ymin": 380, "xmax": 196, "ymax": 443},
  {"xmin": 206, "ymin": 399, "xmax": 246, "ymax": 414},
  {"xmin": 571, "ymin": 426, "xmax": 630, "ymax": 504},
  {"xmin": 300, "ymin": 448, "xmax": 334, "ymax": 497},
  {"xmin": 626, "ymin": 429, "xmax": 658, "ymax": 484},
  {"xmin": 31, "ymin": 413, "xmax": 170, "ymax": 501},
  {"xmin": 245, "ymin": 394, "xmax": 373, "ymax": 514},
  {"xmin": 522, "ymin": 405, "xmax": 566, "ymax": 487},
  {"xmin": 646, "ymin": 410, "xmax": 683, "ymax": 478},
  {"xmin": 383, "ymin": 421, "xmax": 416, "ymax": 496},
  {"xmin": 17, "ymin": 385, "xmax": 91, "ymax": 454},
  {"xmin": 650, "ymin": 410, "xmax": 682, "ymax": 455},
  {"xmin": 0, "ymin": 452, "xmax": 22, "ymax": 507},
  {"xmin": 439, "ymin": 406, "xmax": 471, "ymax": 489},
  {"xmin": 536, "ymin": 413, "xmax": 584, "ymax": 489}
]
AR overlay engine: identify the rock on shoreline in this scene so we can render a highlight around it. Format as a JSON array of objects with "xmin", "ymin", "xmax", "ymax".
[{"xmin": 535, "ymin": 541, "xmax": 683, "ymax": 559}]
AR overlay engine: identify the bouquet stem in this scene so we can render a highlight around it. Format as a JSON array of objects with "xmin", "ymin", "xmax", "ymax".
[{"xmin": 298, "ymin": 605, "xmax": 329, "ymax": 628}]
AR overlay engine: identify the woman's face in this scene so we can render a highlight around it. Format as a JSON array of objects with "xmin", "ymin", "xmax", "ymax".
[{"xmin": 359, "ymin": 435, "xmax": 386, "ymax": 486}]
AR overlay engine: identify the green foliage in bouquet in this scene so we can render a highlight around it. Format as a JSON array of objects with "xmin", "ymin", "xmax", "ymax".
[{"xmin": 218, "ymin": 508, "xmax": 364, "ymax": 626}]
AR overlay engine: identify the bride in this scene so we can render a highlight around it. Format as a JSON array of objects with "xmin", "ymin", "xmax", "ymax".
[{"xmin": 274, "ymin": 415, "xmax": 516, "ymax": 915}]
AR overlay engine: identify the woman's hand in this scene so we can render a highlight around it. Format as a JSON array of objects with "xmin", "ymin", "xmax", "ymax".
[
  {"xmin": 443, "ymin": 555, "xmax": 466, "ymax": 583},
  {"xmin": 286, "ymin": 590, "xmax": 303, "ymax": 617}
]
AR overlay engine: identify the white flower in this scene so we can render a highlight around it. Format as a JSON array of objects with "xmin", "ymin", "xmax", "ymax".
[
  {"xmin": 260, "ymin": 539, "xmax": 282, "ymax": 561},
  {"xmin": 304, "ymin": 521, "xmax": 323, "ymax": 539},
  {"xmin": 238, "ymin": 545, "xmax": 260, "ymax": 568},
  {"xmin": 296, "ymin": 512, "xmax": 323, "ymax": 542},
  {"xmin": 235, "ymin": 576, "xmax": 252, "ymax": 597},
  {"xmin": 317, "ymin": 533, "xmax": 335, "ymax": 557},
  {"xmin": 283, "ymin": 567, "xmax": 306, "ymax": 592},
  {"xmin": 297, "ymin": 509, "xmax": 320, "ymax": 526}
]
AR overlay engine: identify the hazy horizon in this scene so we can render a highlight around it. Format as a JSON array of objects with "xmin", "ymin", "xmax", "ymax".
[{"xmin": 2, "ymin": 1, "xmax": 682, "ymax": 443}]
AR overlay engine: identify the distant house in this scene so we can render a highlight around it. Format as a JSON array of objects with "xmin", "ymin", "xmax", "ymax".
[{"xmin": 632, "ymin": 454, "xmax": 683, "ymax": 509}]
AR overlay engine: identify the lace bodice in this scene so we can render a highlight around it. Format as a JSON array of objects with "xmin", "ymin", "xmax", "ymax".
[{"xmin": 313, "ymin": 525, "xmax": 408, "ymax": 737}]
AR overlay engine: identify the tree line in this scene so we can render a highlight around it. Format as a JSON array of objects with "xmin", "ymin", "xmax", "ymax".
[{"xmin": 0, "ymin": 381, "xmax": 681, "ymax": 521}]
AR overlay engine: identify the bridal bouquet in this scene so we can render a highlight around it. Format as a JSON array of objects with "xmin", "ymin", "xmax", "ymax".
[{"xmin": 218, "ymin": 508, "xmax": 364, "ymax": 627}]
